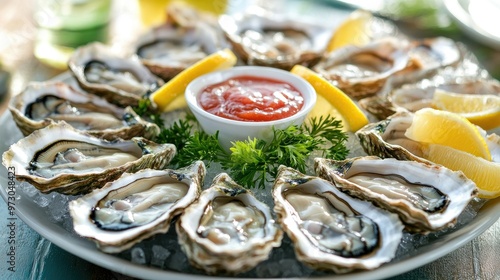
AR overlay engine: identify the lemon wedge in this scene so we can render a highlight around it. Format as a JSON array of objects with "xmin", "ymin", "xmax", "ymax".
[
  {"xmin": 326, "ymin": 10, "xmax": 373, "ymax": 52},
  {"xmin": 405, "ymin": 108, "xmax": 492, "ymax": 161},
  {"xmin": 306, "ymin": 94, "xmax": 348, "ymax": 131},
  {"xmin": 432, "ymin": 90, "xmax": 500, "ymax": 130},
  {"xmin": 290, "ymin": 65, "xmax": 369, "ymax": 132},
  {"xmin": 422, "ymin": 144, "xmax": 500, "ymax": 199},
  {"xmin": 151, "ymin": 48, "xmax": 237, "ymax": 111}
]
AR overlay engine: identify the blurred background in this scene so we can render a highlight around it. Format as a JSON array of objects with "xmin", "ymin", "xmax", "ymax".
[{"xmin": 0, "ymin": 0, "xmax": 499, "ymax": 107}]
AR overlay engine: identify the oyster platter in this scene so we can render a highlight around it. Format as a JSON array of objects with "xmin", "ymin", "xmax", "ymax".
[{"xmin": 1, "ymin": 2, "xmax": 500, "ymax": 279}]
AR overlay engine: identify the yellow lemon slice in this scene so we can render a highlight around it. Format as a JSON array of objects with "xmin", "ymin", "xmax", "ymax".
[
  {"xmin": 151, "ymin": 48, "xmax": 237, "ymax": 111},
  {"xmin": 432, "ymin": 90, "xmax": 500, "ymax": 130},
  {"xmin": 306, "ymin": 94, "xmax": 348, "ymax": 132},
  {"xmin": 405, "ymin": 108, "xmax": 492, "ymax": 161},
  {"xmin": 138, "ymin": 0, "xmax": 168, "ymax": 27},
  {"xmin": 422, "ymin": 144, "xmax": 500, "ymax": 199},
  {"xmin": 326, "ymin": 10, "xmax": 373, "ymax": 52},
  {"xmin": 290, "ymin": 65, "xmax": 369, "ymax": 132}
]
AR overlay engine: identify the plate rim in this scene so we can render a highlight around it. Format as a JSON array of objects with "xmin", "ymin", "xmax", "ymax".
[{"xmin": 444, "ymin": 0, "xmax": 500, "ymax": 50}]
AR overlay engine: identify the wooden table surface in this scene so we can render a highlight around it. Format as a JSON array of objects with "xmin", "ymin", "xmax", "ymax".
[{"xmin": 0, "ymin": 1, "xmax": 499, "ymax": 279}]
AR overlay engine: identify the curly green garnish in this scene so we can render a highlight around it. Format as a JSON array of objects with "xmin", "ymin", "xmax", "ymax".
[
  {"xmin": 222, "ymin": 115, "xmax": 349, "ymax": 188},
  {"xmin": 132, "ymin": 100, "xmax": 349, "ymax": 189}
]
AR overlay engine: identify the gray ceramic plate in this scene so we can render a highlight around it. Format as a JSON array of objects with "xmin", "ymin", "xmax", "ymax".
[
  {"xmin": 1, "ymin": 106, "xmax": 500, "ymax": 279},
  {"xmin": 444, "ymin": 0, "xmax": 500, "ymax": 50}
]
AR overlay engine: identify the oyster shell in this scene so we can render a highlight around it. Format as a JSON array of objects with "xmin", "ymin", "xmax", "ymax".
[
  {"xmin": 69, "ymin": 161, "xmax": 205, "ymax": 253},
  {"xmin": 2, "ymin": 122, "xmax": 175, "ymax": 195},
  {"xmin": 68, "ymin": 42, "xmax": 163, "ymax": 108},
  {"xmin": 356, "ymin": 111, "xmax": 427, "ymax": 162},
  {"xmin": 219, "ymin": 11, "xmax": 332, "ymax": 70},
  {"xmin": 360, "ymin": 78, "xmax": 500, "ymax": 120},
  {"xmin": 164, "ymin": 0, "xmax": 221, "ymax": 29},
  {"xmin": 359, "ymin": 44, "xmax": 497, "ymax": 121},
  {"xmin": 355, "ymin": 111, "xmax": 500, "ymax": 163},
  {"xmin": 136, "ymin": 23, "xmax": 222, "ymax": 81},
  {"xmin": 394, "ymin": 37, "xmax": 461, "ymax": 84},
  {"xmin": 176, "ymin": 173, "xmax": 282, "ymax": 275},
  {"xmin": 136, "ymin": 1, "xmax": 226, "ymax": 81},
  {"xmin": 272, "ymin": 165, "xmax": 403, "ymax": 273},
  {"xmin": 9, "ymin": 81, "xmax": 160, "ymax": 140},
  {"xmin": 313, "ymin": 37, "xmax": 410, "ymax": 99},
  {"xmin": 315, "ymin": 156, "xmax": 477, "ymax": 233}
]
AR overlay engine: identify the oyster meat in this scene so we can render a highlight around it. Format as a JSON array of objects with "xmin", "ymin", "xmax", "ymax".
[
  {"xmin": 272, "ymin": 165, "xmax": 403, "ymax": 273},
  {"xmin": 313, "ymin": 37, "xmax": 410, "ymax": 99},
  {"xmin": 315, "ymin": 156, "xmax": 477, "ymax": 233},
  {"xmin": 9, "ymin": 81, "xmax": 159, "ymax": 140},
  {"xmin": 176, "ymin": 173, "xmax": 282, "ymax": 275},
  {"xmin": 219, "ymin": 11, "xmax": 332, "ymax": 70},
  {"xmin": 68, "ymin": 42, "xmax": 163, "ymax": 108},
  {"xmin": 69, "ymin": 161, "xmax": 205, "ymax": 253},
  {"xmin": 2, "ymin": 122, "xmax": 175, "ymax": 195}
]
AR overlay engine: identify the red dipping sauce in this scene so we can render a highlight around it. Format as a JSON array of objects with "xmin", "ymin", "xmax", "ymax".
[{"xmin": 197, "ymin": 76, "xmax": 304, "ymax": 122}]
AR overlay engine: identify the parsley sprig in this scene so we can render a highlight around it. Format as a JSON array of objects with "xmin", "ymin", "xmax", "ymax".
[
  {"xmin": 303, "ymin": 115, "xmax": 350, "ymax": 160},
  {"xmin": 222, "ymin": 115, "xmax": 349, "ymax": 188},
  {"xmin": 133, "ymin": 98, "xmax": 164, "ymax": 129},
  {"xmin": 134, "ymin": 99, "xmax": 349, "ymax": 189}
]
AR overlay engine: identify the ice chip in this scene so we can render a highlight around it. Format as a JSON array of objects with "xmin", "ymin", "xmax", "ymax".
[
  {"xmin": 131, "ymin": 247, "xmax": 147, "ymax": 265},
  {"xmin": 151, "ymin": 245, "xmax": 171, "ymax": 268},
  {"xmin": 20, "ymin": 182, "xmax": 38, "ymax": 198},
  {"xmin": 34, "ymin": 195, "xmax": 50, "ymax": 208}
]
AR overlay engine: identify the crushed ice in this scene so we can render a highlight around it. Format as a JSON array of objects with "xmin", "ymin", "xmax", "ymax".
[{"xmin": 18, "ymin": 182, "xmax": 79, "ymax": 234}]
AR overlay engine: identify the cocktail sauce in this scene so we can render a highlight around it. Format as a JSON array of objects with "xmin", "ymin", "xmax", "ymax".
[{"xmin": 197, "ymin": 76, "xmax": 304, "ymax": 122}]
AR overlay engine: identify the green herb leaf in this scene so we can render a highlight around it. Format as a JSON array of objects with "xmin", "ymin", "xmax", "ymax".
[
  {"xmin": 133, "ymin": 98, "xmax": 164, "ymax": 129},
  {"xmin": 304, "ymin": 115, "xmax": 349, "ymax": 160},
  {"xmin": 156, "ymin": 117, "xmax": 194, "ymax": 150},
  {"xmin": 266, "ymin": 125, "xmax": 317, "ymax": 175},
  {"xmin": 175, "ymin": 131, "xmax": 227, "ymax": 168},
  {"xmin": 220, "ymin": 116, "xmax": 349, "ymax": 189},
  {"xmin": 222, "ymin": 139, "xmax": 269, "ymax": 189}
]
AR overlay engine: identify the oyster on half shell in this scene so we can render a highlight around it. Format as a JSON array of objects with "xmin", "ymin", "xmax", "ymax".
[
  {"xmin": 315, "ymin": 156, "xmax": 477, "ymax": 233},
  {"xmin": 2, "ymin": 122, "xmax": 176, "ymax": 195},
  {"xmin": 176, "ymin": 173, "xmax": 282, "ymax": 275},
  {"xmin": 219, "ymin": 10, "xmax": 332, "ymax": 70},
  {"xmin": 355, "ymin": 111, "xmax": 500, "ymax": 163},
  {"xmin": 136, "ymin": 2, "xmax": 226, "ymax": 81},
  {"xmin": 69, "ymin": 161, "xmax": 205, "ymax": 253},
  {"xmin": 313, "ymin": 37, "xmax": 410, "ymax": 99},
  {"xmin": 136, "ymin": 24, "xmax": 221, "ymax": 81},
  {"xmin": 68, "ymin": 42, "xmax": 163, "ymax": 108},
  {"xmin": 272, "ymin": 165, "xmax": 403, "ymax": 273},
  {"xmin": 9, "ymin": 81, "xmax": 160, "ymax": 140},
  {"xmin": 360, "ymin": 78, "xmax": 500, "ymax": 121},
  {"xmin": 356, "ymin": 111, "xmax": 427, "ymax": 162},
  {"xmin": 393, "ymin": 37, "xmax": 461, "ymax": 85}
]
